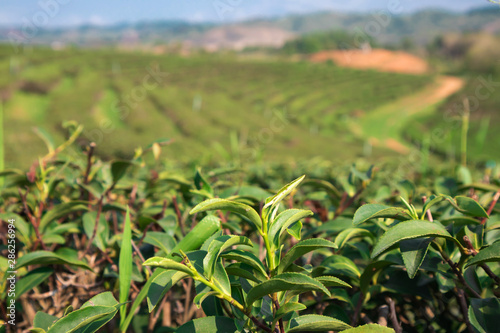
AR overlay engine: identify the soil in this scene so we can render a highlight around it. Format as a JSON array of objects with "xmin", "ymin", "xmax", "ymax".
[{"xmin": 310, "ymin": 48, "xmax": 429, "ymax": 75}]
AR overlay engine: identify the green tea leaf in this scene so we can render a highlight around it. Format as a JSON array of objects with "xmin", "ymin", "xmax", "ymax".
[
  {"xmin": 171, "ymin": 215, "xmax": 221, "ymax": 255},
  {"xmin": 342, "ymin": 324, "xmax": 396, "ymax": 332},
  {"xmin": 465, "ymin": 242, "xmax": 500, "ymax": 268},
  {"xmin": 320, "ymin": 255, "xmax": 361, "ymax": 279},
  {"xmin": 225, "ymin": 262, "xmax": 267, "ymax": 283},
  {"xmin": 263, "ymin": 175, "xmax": 305, "ymax": 211},
  {"xmin": 176, "ymin": 316, "xmax": 238, "ymax": 333},
  {"xmin": 16, "ymin": 248, "xmax": 91, "ymax": 271},
  {"xmin": 33, "ymin": 312, "xmax": 58, "ymax": 330},
  {"xmin": 110, "ymin": 160, "xmax": 134, "ymax": 184},
  {"xmin": 203, "ymin": 235, "xmax": 253, "ymax": 279},
  {"xmin": 121, "ymin": 221, "xmax": 218, "ymax": 332},
  {"xmin": 0, "ymin": 213, "xmax": 31, "ymax": 245},
  {"xmin": 316, "ymin": 276, "xmax": 352, "ymax": 288},
  {"xmin": 81, "ymin": 292, "xmax": 119, "ymax": 308},
  {"xmin": 194, "ymin": 168, "xmax": 213, "ymax": 196},
  {"xmin": 39, "ymin": 201, "xmax": 89, "ymax": 231},
  {"xmin": 220, "ymin": 249, "xmax": 267, "ymax": 277},
  {"xmin": 143, "ymin": 232, "xmax": 176, "ymax": 254},
  {"xmin": 288, "ymin": 314, "xmax": 351, "ymax": 332},
  {"xmin": 371, "ymin": 220, "xmax": 454, "ymax": 258},
  {"xmin": 190, "ymin": 198, "xmax": 261, "ymax": 230},
  {"xmin": 193, "ymin": 291, "xmax": 219, "ymax": 308},
  {"xmin": 82, "ymin": 211, "xmax": 109, "ymax": 251},
  {"xmin": 353, "ymin": 204, "xmax": 412, "ymax": 226},
  {"xmin": 245, "ymin": 273, "xmax": 330, "ymax": 307},
  {"xmin": 302, "ymin": 179, "xmax": 342, "ymax": 199},
  {"xmin": 334, "ymin": 228, "xmax": 373, "ymax": 250},
  {"xmin": 15, "ymin": 267, "xmax": 53, "ymax": 300},
  {"xmin": 147, "ymin": 270, "xmax": 189, "ymax": 311},
  {"xmin": 118, "ymin": 207, "xmax": 133, "ymax": 325},
  {"xmin": 400, "ymin": 237, "xmax": 433, "ymax": 279},
  {"xmin": 79, "ymin": 292, "xmax": 121, "ymax": 333},
  {"xmin": 454, "ymin": 196, "xmax": 488, "ymax": 218},
  {"xmin": 468, "ymin": 297, "xmax": 500, "ymax": 333},
  {"xmin": 47, "ymin": 306, "xmax": 115, "ymax": 333},
  {"xmin": 278, "ymin": 238, "xmax": 337, "ymax": 274},
  {"xmin": 421, "ymin": 195, "xmax": 445, "ymax": 217},
  {"xmin": 268, "ymin": 209, "xmax": 312, "ymax": 247},
  {"xmin": 213, "ymin": 261, "xmax": 231, "ymax": 295},
  {"xmin": 143, "ymin": 257, "xmax": 194, "ymax": 276},
  {"xmin": 287, "ymin": 220, "xmax": 303, "ymax": 241}
]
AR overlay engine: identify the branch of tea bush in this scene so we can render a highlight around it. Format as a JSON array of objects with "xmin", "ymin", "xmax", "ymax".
[
  {"xmin": 18, "ymin": 187, "xmax": 48, "ymax": 251},
  {"xmin": 463, "ymin": 236, "xmax": 500, "ymax": 286},
  {"xmin": 351, "ymin": 292, "xmax": 364, "ymax": 326},
  {"xmin": 480, "ymin": 190, "xmax": 500, "ymax": 225},
  {"xmin": 83, "ymin": 142, "xmax": 96, "ymax": 185},
  {"xmin": 172, "ymin": 195, "xmax": 185, "ymax": 235},
  {"xmin": 456, "ymin": 288, "xmax": 475, "ymax": 333},
  {"xmin": 180, "ymin": 250, "xmax": 273, "ymax": 332},
  {"xmin": 436, "ymin": 245, "xmax": 481, "ymax": 298},
  {"xmin": 385, "ymin": 297, "xmax": 402, "ymax": 333},
  {"xmin": 334, "ymin": 186, "xmax": 365, "ymax": 220},
  {"xmin": 81, "ymin": 179, "xmax": 120, "ymax": 258}
]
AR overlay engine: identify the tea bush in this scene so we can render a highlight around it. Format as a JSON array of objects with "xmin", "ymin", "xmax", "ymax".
[{"xmin": 0, "ymin": 127, "xmax": 499, "ymax": 332}]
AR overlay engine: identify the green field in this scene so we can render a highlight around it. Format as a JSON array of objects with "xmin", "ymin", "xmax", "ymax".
[
  {"xmin": 0, "ymin": 46, "xmax": 435, "ymax": 168},
  {"xmin": 405, "ymin": 74, "xmax": 500, "ymax": 163}
]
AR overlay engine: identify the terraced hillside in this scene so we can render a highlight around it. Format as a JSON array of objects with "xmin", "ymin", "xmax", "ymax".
[{"xmin": 0, "ymin": 46, "xmax": 434, "ymax": 167}]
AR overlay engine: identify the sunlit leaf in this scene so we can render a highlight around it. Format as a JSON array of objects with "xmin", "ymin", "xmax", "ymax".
[{"xmin": 288, "ymin": 314, "xmax": 351, "ymax": 332}]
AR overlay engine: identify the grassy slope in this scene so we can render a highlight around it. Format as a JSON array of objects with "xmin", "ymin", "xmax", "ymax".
[
  {"xmin": 1, "ymin": 47, "xmax": 434, "ymax": 168},
  {"xmin": 352, "ymin": 76, "xmax": 465, "ymax": 153},
  {"xmin": 404, "ymin": 74, "xmax": 500, "ymax": 163}
]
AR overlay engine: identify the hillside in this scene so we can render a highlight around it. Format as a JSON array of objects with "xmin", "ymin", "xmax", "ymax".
[{"xmin": 1, "ymin": 46, "xmax": 435, "ymax": 168}]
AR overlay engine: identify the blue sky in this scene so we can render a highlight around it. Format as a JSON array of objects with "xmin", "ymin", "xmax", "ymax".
[{"xmin": 0, "ymin": 0, "xmax": 490, "ymax": 27}]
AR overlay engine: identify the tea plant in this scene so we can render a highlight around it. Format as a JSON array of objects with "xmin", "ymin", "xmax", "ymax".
[
  {"xmin": 140, "ymin": 175, "xmax": 393, "ymax": 332},
  {"xmin": 1, "ymin": 125, "xmax": 499, "ymax": 333},
  {"xmin": 350, "ymin": 191, "xmax": 500, "ymax": 333}
]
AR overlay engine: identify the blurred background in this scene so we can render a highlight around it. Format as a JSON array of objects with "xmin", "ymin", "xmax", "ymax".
[{"xmin": 1, "ymin": 0, "xmax": 499, "ymax": 171}]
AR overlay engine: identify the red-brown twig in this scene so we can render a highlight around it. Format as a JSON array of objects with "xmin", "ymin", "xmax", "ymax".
[
  {"xmin": 439, "ymin": 249, "xmax": 481, "ymax": 298},
  {"xmin": 385, "ymin": 297, "xmax": 402, "ymax": 333},
  {"xmin": 128, "ymin": 183, "xmax": 138, "ymax": 207},
  {"xmin": 481, "ymin": 190, "xmax": 500, "ymax": 225},
  {"xmin": 18, "ymin": 188, "xmax": 48, "ymax": 251},
  {"xmin": 81, "ymin": 181, "xmax": 117, "ymax": 258},
  {"xmin": 131, "ymin": 239, "xmax": 152, "ymax": 275},
  {"xmin": 335, "ymin": 187, "xmax": 365, "ymax": 220},
  {"xmin": 456, "ymin": 288, "xmax": 474, "ymax": 333},
  {"xmin": 351, "ymin": 292, "xmax": 364, "ymax": 326},
  {"xmin": 248, "ymin": 315, "xmax": 272, "ymax": 333},
  {"xmin": 172, "ymin": 195, "xmax": 185, "ymax": 236},
  {"xmin": 463, "ymin": 236, "xmax": 500, "ymax": 286}
]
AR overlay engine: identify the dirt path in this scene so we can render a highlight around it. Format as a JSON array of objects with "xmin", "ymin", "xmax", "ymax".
[
  {"xmin": 310, "ymin": 48, "xmax": 465, "ymax": 154},
  {"xmin": 350, "ymin": 75, "xmax": 465, "ymax": 154},
  {"xmin": 310, "ymin": 49, "xmax": 429, "ymax": 74}
]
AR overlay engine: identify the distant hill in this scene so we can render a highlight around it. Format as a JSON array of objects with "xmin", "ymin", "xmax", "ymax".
[{"xmin": 1, "ymin": 7, "xmax": 499, "ymax": 50}]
